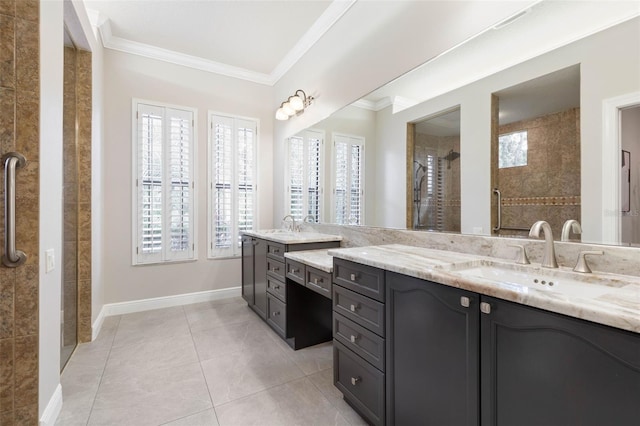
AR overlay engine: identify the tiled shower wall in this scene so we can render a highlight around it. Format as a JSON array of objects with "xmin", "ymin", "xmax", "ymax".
[
  {"xmin": 497, "ymin": 108, "xmax": 581, "ymax": 238},
  {"xmin": 0, "ymin": 0, "xmax": 40, "ymax": 424},
  {"xmin": 414, "ymin": 133, "xmax": 461, "ymax": 232}
]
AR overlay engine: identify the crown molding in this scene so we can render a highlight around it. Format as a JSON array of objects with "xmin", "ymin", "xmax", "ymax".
[{"xmin": 89, "ymin": 0, "xmax": 357, "ymax": 86}]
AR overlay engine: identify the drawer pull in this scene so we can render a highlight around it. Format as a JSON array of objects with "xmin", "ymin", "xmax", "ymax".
[
  {"xmin": 480, "ymin": 302, "xmax": 491, "ymax": 314},
  {"xmin": 460, "ymin": 296, "xmax": 470, "ymax": 308},
  {"xmin": 273, "ymin": 248, "xmax": 280, "ymax": 253},
  {"xmin": 273, "ymin": 311, "xmax": 281, "ymax": 316},
  {"xmin": 349, "ymin": 304, "xmax": 360, "ymax": 312},
  {"xmin": 314, "ymin": 277, "xmax": 323, "ymax": 284},
  {"xmin": 272, "ymin": 267, "xmax": 280, "ymax": 272},
  {"xmin": 350, "ymin": 334, "xmax": 359, "ymax": 343},
  {"xmin": 351, "ymin": 376, "xmax": 361, "ymax": 386},
  {"xmin": 273, "ymin": 285, "xmax": 280, "ymax": 290},
  {"xmin": 350, "ymin": 273, "xmax": 357, "ymax": 281},
  {"xmin": 291, "ymin": 268, "xmax": 299, "ymax": 273}
]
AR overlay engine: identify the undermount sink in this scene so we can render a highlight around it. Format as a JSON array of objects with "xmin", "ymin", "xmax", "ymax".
[
  {"xmin": 450, "ymin": 262, "xmax": 621, "ymax": 298},
  {"xmin": 259, "ymin": 229, "xmax": 294, "ymax": 234}
]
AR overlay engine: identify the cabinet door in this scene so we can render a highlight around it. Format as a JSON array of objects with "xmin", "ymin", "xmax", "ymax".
[
  {"xmin": 480, "ymin": 296, "xmax": 640, "ymax": 426},
  {"xmin": 386, "ymin": 272, "xmax": 479, "ymax": 426},
  {"xmin": 253, "ymin": 238, "xmax": 268, "ymax": 320},
  {"xmin": 241, "ymin": 236, "xmax": 254, "ymax": 305}
]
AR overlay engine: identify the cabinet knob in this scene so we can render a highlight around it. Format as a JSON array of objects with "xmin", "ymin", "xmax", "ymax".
[
  {"xmin": 273, "ymin": 248, "xmax": 280, "ymax": 253},
  {"xmin": 351, "ymin": 376, "xmax": 361, "ymax": 386},
  {"xmin": 349, "ymin": 304, "xmax": 360, "ymax": 312},
  {"xmin": 350, "ymin": 334, "xmax": 359, "ymax": 343},
  {"xmin": 350, "ymin": 273, "xmax": 357, "ymax": 281},
  {"xmin": 314, "ymin": 277, "xmax": 323, "ymax": 284},
  {"xmin": 273, "ymin": 285, "xmax": 280, "ymax": 290},
  {"xmin": 480, "ymin": 302, "xmax": 491, "ymax": 314},
  {"xmin": 291, "ymin": 268, "xmax": 299, "ymax": 273},
  {"xmin": 273, "ymin": 311, "xmax": 280, "ymax": 316},
  {"xmin": 460, "ymin": 296, "xmax": 470, "ymax": 308},
  {"xmin": 272, "ymin": 267, "xmax": 280, "ymax": 272}
]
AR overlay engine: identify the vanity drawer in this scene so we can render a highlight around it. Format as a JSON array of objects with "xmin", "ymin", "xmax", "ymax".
[
  {"xmin": 334, "ymin": 259, "xmax": 385, "ymax": 302},
  {"xmin": 334, "ymin": 312, "xmax": 385, "ymax": 371},
  {"xmin": 266, "ymin": 293, "xmax": 287, "ymax": 338},
  {"xmin": 266, "ymin": 259, "xmax": 285, "ymax": 281},
  {"xmin": 267, "ymin": 242, "xmax": 285, "ymax": 262},
  {"xmin": 266, "ymin": 277, "xmax": 286, "ymax": 302},
  {"xmin": 285, "ymin": 259, "xmax": 305, "ymax": 285},
  {"xmin": 306, "ymin": 267, "xmax": 332, "ymax": 299},
  {"xmin": 334, "ymin": 340, "xmax": 385, "ymax": 426},
  {"xmin": 333, "ymin": 285, "xmax": 385, "ymax": 337}
]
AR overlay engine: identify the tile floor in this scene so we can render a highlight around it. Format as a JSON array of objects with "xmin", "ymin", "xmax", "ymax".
[{"xmin": 56, "ymin": 297, "xmax": 367, "ymax": 426}]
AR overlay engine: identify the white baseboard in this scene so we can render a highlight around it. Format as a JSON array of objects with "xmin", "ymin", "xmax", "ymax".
[
  {"xmin": 92, "ymin": 287, "xmax": 242, "ymax": 335},
  {"xmin": 39, "ymin": 384, "xmax": 62, "ymax": 426}
]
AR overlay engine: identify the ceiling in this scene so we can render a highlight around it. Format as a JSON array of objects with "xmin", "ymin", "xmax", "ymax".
[{"xmin": 84, "ymin": 0, "xmax": 353, "ymax": 85}]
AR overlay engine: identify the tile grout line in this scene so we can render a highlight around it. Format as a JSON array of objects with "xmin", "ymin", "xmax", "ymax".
[{"xmin": 83, "ymin": 315, "xmax": 121, "ymax": 426}]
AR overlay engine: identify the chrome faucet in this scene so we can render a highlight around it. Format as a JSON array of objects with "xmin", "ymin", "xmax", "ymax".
[
  {"xmin": 561, "ymin": 219, "xmax": 582, "ymax": 242},
  {"xmin": 529, "ymin": 221, "xmax": 558, "ymax": 268},
  {"xmin": 282, "ymin": 214, "xmax": 298, "ymax": 232},
  {"xmin": 302, "ymin": 214, "xmax": 316, "ymax": 224}
]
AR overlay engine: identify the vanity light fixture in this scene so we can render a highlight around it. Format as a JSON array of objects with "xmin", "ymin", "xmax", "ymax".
[{"xmin": 275, "ymin": 89, "xmax": 314, "ymax": 121}]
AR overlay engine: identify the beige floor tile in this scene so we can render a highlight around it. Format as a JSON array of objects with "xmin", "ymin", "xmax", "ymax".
[
  {"xmin": 215, "ymin": 377, "xmax": 350, "ymax": 426},
  {"xmin": 89, "ymin": 362, "xmax": 211, "ymax": 426},
  {"xmin": 191, "ymin": 317, "xmax": 274, "ymax": 361},
  {"xmin": 307, "ymin": 368, "xmax": 368, "ymax": 426},
  {"xmin": 185, "ymin": 301, "xmax": 256, "ymax": 333},
  {"xmin": 161, "ymin": 408, "xmax": 220, "ymax": 426},
  {"xmin": 200, "ymin": 343, "xmax": 306, "ymax": 406},
  {"xmin": 283, "ymin": 341, "xmax": 333, "ymax": 375},
  {"xmin": 113, "ymin": 307, "xmax": 190, "ymax": 348}
]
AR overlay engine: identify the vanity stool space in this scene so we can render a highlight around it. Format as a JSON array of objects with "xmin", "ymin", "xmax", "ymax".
[{"xmin": 241, "ymin": 231, "xmax": 341, "ymax": 349}]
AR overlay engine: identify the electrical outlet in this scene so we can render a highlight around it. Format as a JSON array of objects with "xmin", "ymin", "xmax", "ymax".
[{"xmin": 45, "ymin": 249, "xmax": 55, "ymax": 273}]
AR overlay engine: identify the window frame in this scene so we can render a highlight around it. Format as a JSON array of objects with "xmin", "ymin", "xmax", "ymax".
[
  {"xmin": 498, "ymin": 129, "xmax": 528, "ymax": 169},
  {"xmin": 131, "ymin": 98, "xmax": 198, "ymax": 266},
  {"xmin": 207, "ymin": 111, "xmax": 260, "ymax": 259},
  {"xmin": 331, "ymin": 132, "xmax": 365, "ymax": 225},
  {"xmin": 284, "ymin": 129, "xmax": 325, "ymax": 223}
]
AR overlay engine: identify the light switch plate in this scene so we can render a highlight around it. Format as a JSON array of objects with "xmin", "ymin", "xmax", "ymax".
[{"xmin": 45, "ymin": 249, "xmax": 55, "ymax": 273}]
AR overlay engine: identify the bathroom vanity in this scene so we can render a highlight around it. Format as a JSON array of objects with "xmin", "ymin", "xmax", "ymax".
[
  {"xmin": 240, "ymin": 230, "xmax": 341, "ymax": 348},
  {"xmin": 329, "ymin": 245, "xmax": 640, "ymax": 426}
]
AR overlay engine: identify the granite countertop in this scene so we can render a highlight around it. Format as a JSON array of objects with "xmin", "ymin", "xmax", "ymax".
[
  {"xmin": 328, "ymin": 244, "xmax": 640, "ymax": 334},
  {"xmin": 243, "ymin": 230, "xmax": 342, "ymax": 244},
  {"xmin": 284, "ymin": 249, "xmax": 334, "ymax": 273}
]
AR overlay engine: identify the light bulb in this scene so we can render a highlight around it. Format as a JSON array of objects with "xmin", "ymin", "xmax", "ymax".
[
  {"xmin": 275, "ymin": 108, "xmax": 288, "ymax": 120},
  {"xmin": 289, "ymin": 95, "xmax": 304, "ymax": 111},
  {"xmin": 282, "ymin": 102, "xmax": 295, "ymax": 116}
]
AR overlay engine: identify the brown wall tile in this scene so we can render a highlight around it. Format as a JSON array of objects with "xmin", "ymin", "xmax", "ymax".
[
  {"xmin": 13, "ymin": 335, "xmax": 36, "ymax": 408},
  {"xmin": 14, "ymin": 265, "xmax": 37, "ymax": 337},
  {"xmin": 77, "ymin": 241, "xmax": 91, "ymax": 280},
  {"xmin": 15, "ymin": 19, "xmax": 37, "ymax": 95},
  {"xmin": 14, "ymin": 91, "xmax": 38, "ymax": 162},
  {"xmin": 13, "ymin": 403, "xmax": 36, "ymax": 425},
  {"xmin": 0, "ymin": 409, "xmax": 14, "ymax": 426},
  {"xmin": 0, "ymin": 339, "xmax": 14, "ymax": 414},
  {"xmin": 78, "ymin": 202, "xmax": 91, "ymax": 243},
  {"xmin": 0, "ymin": 0, "xmax": 15, "ymax": 16},
  {"xmin": 77, "ymin": 279, "xmax": 92, "ymax": 343},
  {"xmin": 14, "ymin": 190, "xmax": 38, "ymax": 266},
  {"xmin": 0, "ymin": 15, "xmax": 15, "ymax": 89},
  {"xmin": 14, "ymin": 0, "xmax": 36, "ymax": 22},
  {"xmin": 0, "ymin": 88, "xmax": 15, "ymax": 153},
  {"xmin": 0, "ymin": 269, "xmax": 14, "ymax": 339}
]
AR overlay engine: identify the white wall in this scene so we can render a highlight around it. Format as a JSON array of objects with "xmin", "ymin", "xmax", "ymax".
[
  {"xmin": 39, "ymin": 0, "xmax": 63, "ymax": 418},
  {"xmin": 621, "ymin": 106, "xmax": 640, "ymax": 245},
  {"xmin": 371, "ymin": 18, "xmax": 640, "ymax": 239},
  {"xmin": 102, "ymin": 50, "xmax": 274, "ymax": 304},
  {"xmin": 271, "ymin": 1, "xmax": 535, "ymax": 223}
]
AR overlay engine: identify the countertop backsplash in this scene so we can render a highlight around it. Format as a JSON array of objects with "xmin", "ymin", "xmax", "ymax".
[{"xmin": 301, "ymin": 223, "xmax": 640, "ymax": 279}]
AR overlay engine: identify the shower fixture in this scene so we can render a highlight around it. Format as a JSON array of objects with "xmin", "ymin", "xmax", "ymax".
[{"xmin": 441, "ymin": 149, "xmax": 460, "ymax": 169}]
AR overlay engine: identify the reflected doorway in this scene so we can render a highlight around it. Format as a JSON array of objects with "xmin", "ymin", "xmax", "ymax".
[
  {"xmin": 620, "ymin": 105, "xmax": 640, "ymax": 246},
  {"xmin": 407, "ymin": 107, "xmax": 461, "ymax": 232}
]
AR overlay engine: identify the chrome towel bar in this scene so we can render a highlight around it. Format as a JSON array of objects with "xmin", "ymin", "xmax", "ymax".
[{"xmin": 3, "ymin": 152, "xmax": 27, "ymax": 267}]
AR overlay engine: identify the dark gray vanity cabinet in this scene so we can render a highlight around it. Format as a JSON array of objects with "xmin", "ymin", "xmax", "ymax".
[
  {"xmin": 480, "ymin": 296, "xmax": 640, "ymax": 426},
  {"xmin": 241, "ymin": 236, "xmax": 267, "ymax": 319},
  {"xmin": 386, "ymin": 272, "xmax": 479, "ymax": 426},
  {"xmin": 333, "ymin": 260, "xmax": 386, "ymax": 426}
]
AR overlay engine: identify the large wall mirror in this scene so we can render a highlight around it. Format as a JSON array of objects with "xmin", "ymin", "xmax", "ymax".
[{"xmin": 284, "ymin": 4, "xmax": 639, "ymax": 248}]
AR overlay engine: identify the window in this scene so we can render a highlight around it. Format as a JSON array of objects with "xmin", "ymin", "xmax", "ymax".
[
  {"xmin": 286, "ymin": 130, "xmax": 324, "ymax": 223},
  {"xmin": 332, "ymin": 133, "xmax": 364, "ymax": 225},
  {"xmin": 499, "ymin": 130, "xmax": 528, "ymax": 168},
  {"xmin": 209, "ymin": 113, "xmax": 258, "ymax": 258},
  {"xmin": 132, "ymin": 100, "xmax": 196, "ymax": 265}
]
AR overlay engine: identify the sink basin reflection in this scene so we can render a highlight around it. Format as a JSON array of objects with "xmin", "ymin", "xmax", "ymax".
[
  {"xmin": 451, "ymin": 263, "xmax": 620, "ymax": 298},
  {"xmin": 259, "ymin": 229, "xmax": 294, "ymax": 234}
]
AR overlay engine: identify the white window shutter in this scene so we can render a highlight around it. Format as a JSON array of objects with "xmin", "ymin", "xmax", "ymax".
[
  {"xmin": 209, "ymin": 114, "xmax": 258, "ymax": 258},
  {"xmin": 134, "ymin": 102, "xmax": 195, "ymax": 265},
  {"xmin": 333, "ymin": 134, "xmax": 364, "ymax": 225},
  {"xmin": 286, "ymin": 130, "xmax": 323, "ymax": 223}
]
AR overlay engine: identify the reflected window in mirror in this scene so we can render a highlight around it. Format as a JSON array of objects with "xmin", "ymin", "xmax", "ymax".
[
  {"xmin": 499, "ymin": 130, "xmax": 528, "ymax": 168},
  {"xmin": 333, "ymin": 133, "xmax": 364, "ymax": 225},
  {"xmin": 286, "ymin": 130, "xmax": 324, "ymax": 223},
  {"xmin": 409, "ymin": 107, "xmax": 461, "ymax": 232}
]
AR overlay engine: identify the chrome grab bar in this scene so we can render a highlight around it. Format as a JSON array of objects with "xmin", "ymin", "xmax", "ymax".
[
  {"xmin": 492, "ymin": 188, "xmax": 501, "ymax": 232},
  {"xmin": 2, "ymin": 152, "xmax": 27, "ymax": 267}
]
